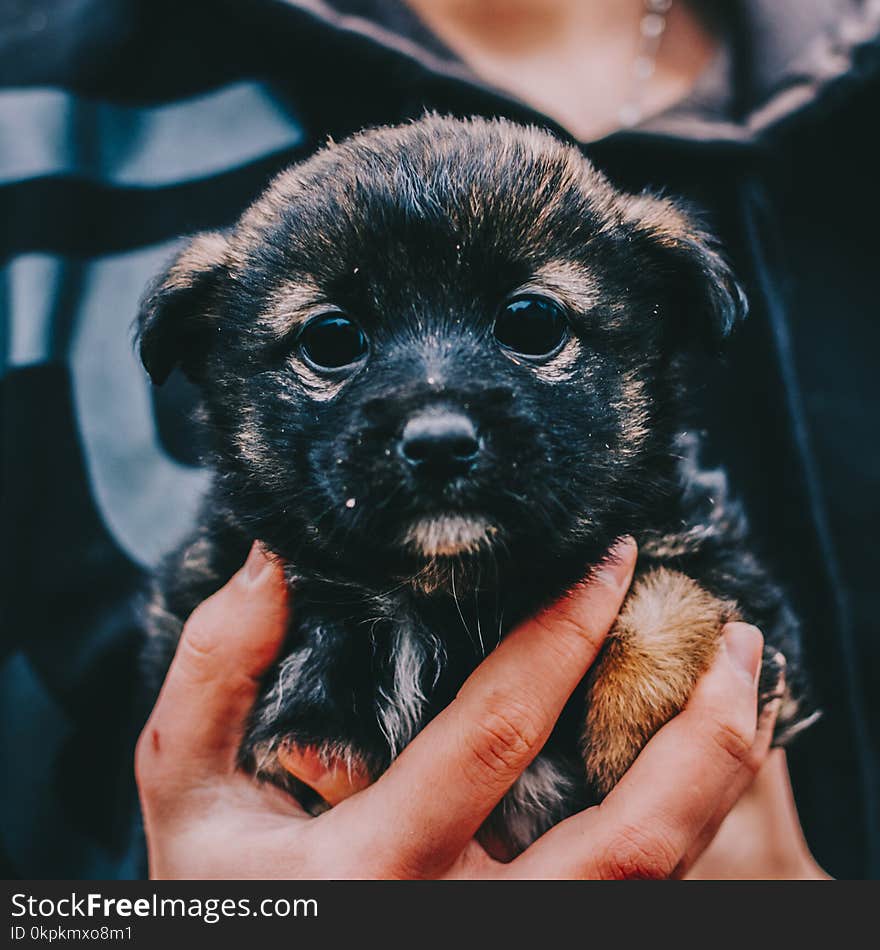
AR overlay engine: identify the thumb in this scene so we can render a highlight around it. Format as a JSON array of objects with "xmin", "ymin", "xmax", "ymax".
[{"xmin": 138, "ymin": 542, "xmax": 289, "ymax": 783}]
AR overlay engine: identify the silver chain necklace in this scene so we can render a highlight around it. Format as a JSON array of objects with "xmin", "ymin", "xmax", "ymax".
[{"xmin": 619, "ymin": 0, "xmax": 674, "ymax": 128}]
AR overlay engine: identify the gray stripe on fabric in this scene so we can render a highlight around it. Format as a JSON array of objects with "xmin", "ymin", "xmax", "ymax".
[
  {"xmin": 0, "ymin": 81, "xmax": 305, "ymax": 187},
  {"xmin": 68, "ymin": 242, "xmax": 210, "ymax": 568},
  {"xmin": 3, "ymin": 255, "xmax": 66, "ymax": 369}
]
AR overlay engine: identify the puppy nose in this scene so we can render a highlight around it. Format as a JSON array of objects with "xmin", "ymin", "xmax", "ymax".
[{"xmin": 400, "ymin": 411, "xmax": 480, "ymax": 475}]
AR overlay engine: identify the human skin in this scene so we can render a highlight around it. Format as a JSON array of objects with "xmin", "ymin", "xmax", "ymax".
[
  {"xmin": 685, "ymin": 750, "xmax": 829, "ymax": 879},
  {"xmin": 402, "ymin": 0, "xmax": 718, "ymax": 141},
  {"xmin": 136, "ymin": 538, "xmax": 787, "ymax": 880}
]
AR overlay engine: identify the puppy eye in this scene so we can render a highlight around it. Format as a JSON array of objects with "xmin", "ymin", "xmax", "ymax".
[
  {"xmin": 493, "ymin": 295, "xmax": 569, "ymax": 358},
  {"xmin": 298, "ymin": 313, "xmax": 368, "ymax": 370}
]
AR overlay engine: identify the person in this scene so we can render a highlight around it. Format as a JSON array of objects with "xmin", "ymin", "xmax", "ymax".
[{"xmin": 1, "ymin": 0, "xmax": 877, "ymax": 879}]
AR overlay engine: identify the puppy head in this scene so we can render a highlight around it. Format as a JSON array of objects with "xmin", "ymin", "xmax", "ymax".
[{"xmin": 137, "ymin": 116, "xmax": 745, "ymax": 585}]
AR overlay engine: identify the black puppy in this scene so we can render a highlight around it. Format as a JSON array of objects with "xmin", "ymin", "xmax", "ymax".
[{"xmin": 138, "ymin": 115, "xmax": 812, "ymax": 852}]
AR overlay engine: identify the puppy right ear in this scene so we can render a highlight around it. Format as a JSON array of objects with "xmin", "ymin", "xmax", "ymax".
[
  {"xmin": 620, "ymin": 193, "xmax": 748, "ymax": 350},
  {"xmin": 136, "ymin": 231, "xmax": 229, "ymax": 385}
]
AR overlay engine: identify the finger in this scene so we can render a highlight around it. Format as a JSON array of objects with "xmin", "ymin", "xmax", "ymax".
[
  {"xmin": 352, "ymin": 537, "xmax": 637, "ymax": 877},
  {"xmin": 277, "ymin": 744, "xmax": 371, "ymax": 806},
  {"xmin": 136, "ymin": 543, "xmax": 289, "ymax": 786},
  {"xmin": 511, "ymin": 621, "xmax": 764, "ymax": 879},
  {"xmin": 674, "ymin": 658, "xmax": 783, "ymax": 876}
]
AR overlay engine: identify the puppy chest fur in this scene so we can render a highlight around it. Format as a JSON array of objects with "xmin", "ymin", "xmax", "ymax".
[{"xmin": 138, "ymin": 115, "xmax": 812, "ymax": 854}]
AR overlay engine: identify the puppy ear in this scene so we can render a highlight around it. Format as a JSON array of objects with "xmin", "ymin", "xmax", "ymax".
[
  {"xmin": 622, "ymin": 194, "xmax": 747, "ymax": 347},
  {"xmin": 136, "ymin": 231, "xmax": 229, "ymax": 385}
]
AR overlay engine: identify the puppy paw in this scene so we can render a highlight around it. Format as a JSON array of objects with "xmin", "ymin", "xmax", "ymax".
[
  {"xmin": 581, "ymin": 568, "xmax": 736, "ymax": 797},
  {"xmin": 249, "ymin": 738, "xmax": 371, "ymax": 811},
  {"xmin": 760, "ymin": 647, "xmax": 821, "ymax": 745}
]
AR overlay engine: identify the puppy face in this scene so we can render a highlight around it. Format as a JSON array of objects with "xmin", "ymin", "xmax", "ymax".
[{"xmin": 138, "ymin": 116, "xmax": 744, "ymax": 587}]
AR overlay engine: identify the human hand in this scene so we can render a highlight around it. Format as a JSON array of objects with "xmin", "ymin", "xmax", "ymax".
[
  {"xmin": 685, "ymin": 749, "xmax": 829, "ymax": 879},
  {"xmin": 136, "ymin": 538, "xmax": 773, "ymax": 879}
]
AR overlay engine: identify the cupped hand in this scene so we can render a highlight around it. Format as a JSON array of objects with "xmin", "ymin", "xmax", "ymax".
[{"xmin": 136, "ymin": 538, "xmax": 773, "ymax": 879}]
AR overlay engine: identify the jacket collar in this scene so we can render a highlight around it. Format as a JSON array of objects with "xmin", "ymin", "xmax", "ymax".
[
  {"xmin": 270, "ymin": 0, "xmax": 880, "ymax": 143},
  {"xmin": 734, "ymin": 0, "xmax": 880, "ymax": 136}
]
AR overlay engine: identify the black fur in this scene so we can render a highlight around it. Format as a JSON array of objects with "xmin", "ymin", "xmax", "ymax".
[{"xmin": 138, "ymin": 116, "xmax": 809, "ymax": 850}]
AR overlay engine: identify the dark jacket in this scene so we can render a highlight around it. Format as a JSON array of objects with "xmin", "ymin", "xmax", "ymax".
[{"xmin": 1, "ymin": 0, "xmax": 878, "ymax": 879}]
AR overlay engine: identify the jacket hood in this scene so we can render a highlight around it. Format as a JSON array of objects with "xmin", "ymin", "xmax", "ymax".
[{"xmin": 276, "ymin": 0, "xmax": 880, "ymax": 143}]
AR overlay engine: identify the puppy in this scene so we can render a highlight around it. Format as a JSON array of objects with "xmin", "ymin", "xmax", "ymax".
[{"xmin": 137, "ymin": 115, "xmax": 812, "ymax": 853}]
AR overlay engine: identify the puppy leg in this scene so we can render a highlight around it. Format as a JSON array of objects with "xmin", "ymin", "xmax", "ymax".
[{"xmin": 581, "ymin": 567, "xmax": 737, "ymax": 797}]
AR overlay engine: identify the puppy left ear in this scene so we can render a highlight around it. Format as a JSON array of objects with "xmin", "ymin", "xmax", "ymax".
[
  {"xmin": 622, "ymin": 194, "xmax": 748, "ymax": 347},
  {"xmin": 136, "ymin": 231, "xmax": 230, "ymax": 385}
]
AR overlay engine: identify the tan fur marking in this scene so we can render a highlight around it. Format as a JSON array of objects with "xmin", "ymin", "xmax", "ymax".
[
  {"xmin": 404, "ymin": 515, "xmax": 495, "ymax": 557},
  {"xmin": 531, "ymin": 337, "xmax": 580, "ymax": 383},
  {"xmin": 621, "ymin": 193, "xmax": 693, "ymax": 247},
  {"xmin": 611, "ymin": 368, "xmax": 651, "ymax": 458},
  {"xmin": 582, "ymin": 568, "xmax": 737, "ymax": 796},
  {"xmin": 163, "ymin": 231, "xmax": 229, "ymax": 292},
  {"xmin": 261, "ymin": 278, "xmax": 327, "ymax": 335},
  {"xmin": 528, "ymin": 260, "xmax": 601, "ymax": 315}
]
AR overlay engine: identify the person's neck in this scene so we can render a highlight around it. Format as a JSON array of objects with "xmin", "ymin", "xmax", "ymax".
[
  {"xmin": 404, "ymin": 0, "xmax": 645, "ymax": 58},
  {"xmin": 401, "ymin": 0, "xmax": 718, "ymax": 142}
]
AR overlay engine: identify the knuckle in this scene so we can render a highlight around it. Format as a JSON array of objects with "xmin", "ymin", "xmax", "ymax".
[
  {"xmin": 737, "ymin": 734, "xmax": 767, "ymax": 780},
  {"xmin": 174, "ymin": 605, "xmax": 228, "ymax": 682},
  {"xmin": 180, "ymin": 604, "xmax": 221, "ymax": 660},
  {"xmin": 531, "ymin": 605, "xmax": 603, "ymax": 660},
  {"xmin": 707, "ymin": 714, "xmax": 755, "ymax": 768},
  {"xmin": 465, "ymin": 701, "xmax": 543, "ymax": 783},
  {"xmin": 739, "ymin": 749, "xmax": 764, "ymax": 781},
  {"xmin": 598, "ymin": 823, "xmax": 680, "ymax": 880}
]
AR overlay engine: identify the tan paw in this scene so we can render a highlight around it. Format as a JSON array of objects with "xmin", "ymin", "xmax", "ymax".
[{"xmin": 581, "ymin": 568, "xmax": 736, "ymax": 796}]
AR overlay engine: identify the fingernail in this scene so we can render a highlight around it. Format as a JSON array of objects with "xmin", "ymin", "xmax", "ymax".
[
  {"xmin": 594, "ymin": 536, "xmax": 637, "ymax": 590},
  {"xmin": 243, "ymin": 541, "xmax": 272, "ymax": 585},
  {"xmin": 724, "ymin": 622, "xmax": 763, "ymax": 683}
]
